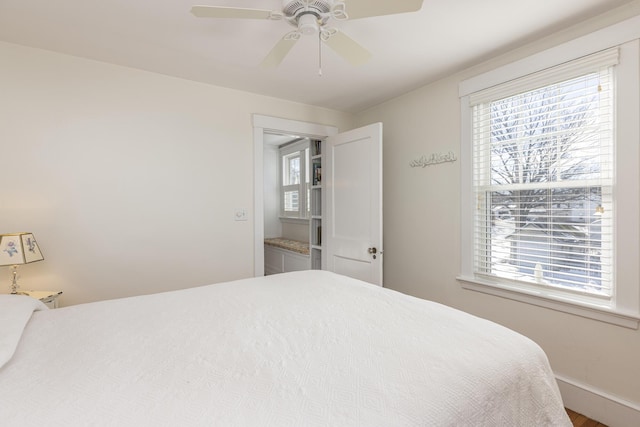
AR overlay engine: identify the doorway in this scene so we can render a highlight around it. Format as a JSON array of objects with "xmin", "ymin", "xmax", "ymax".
[{"xmin": 253, "ymin": 115, "xmax": 338, "ymax": 277}]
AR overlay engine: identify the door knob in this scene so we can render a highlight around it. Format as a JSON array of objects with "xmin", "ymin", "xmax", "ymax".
[{"xmin": 368, "ymin": 247, "xmax": 377, "ymax": 254}]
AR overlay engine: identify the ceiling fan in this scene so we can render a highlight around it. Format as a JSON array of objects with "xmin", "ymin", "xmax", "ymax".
[{"xmin": 191, "ymin": 0, "xmax": 424, "ymax": 69}]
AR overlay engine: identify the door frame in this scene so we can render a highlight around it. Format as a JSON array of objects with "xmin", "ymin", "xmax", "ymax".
[{"xmin": 253, "ymin": 114, "xmax": 338, "ymax": 277}]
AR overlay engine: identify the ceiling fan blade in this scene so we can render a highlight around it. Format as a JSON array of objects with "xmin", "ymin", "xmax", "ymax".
[
  {"xmin": 345, "ymin": 0, "xmax": 424, "ymax": 20},
  {"xmin": 260, "ymin": 35, "xmax": 300, "ymax": 68},
  {"xmin": 191, "ymin": 5, "xmax": 274, "ymax": 19},
  {"xmin": 323, "ymin": 31, "xmax": 371, "ymax": 66}
]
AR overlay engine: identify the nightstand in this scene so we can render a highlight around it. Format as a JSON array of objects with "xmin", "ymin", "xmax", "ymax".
[{"xmin": 21, "ymin": 290, "xmax": 63, "ymax": 309}]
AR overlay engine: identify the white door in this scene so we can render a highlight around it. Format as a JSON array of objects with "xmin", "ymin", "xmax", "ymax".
[{"xmin": 325, "ymin": 123, "xmax": 383, "ymax": 286}]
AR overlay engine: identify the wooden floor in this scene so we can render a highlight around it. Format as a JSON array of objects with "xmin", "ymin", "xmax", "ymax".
[{"xmin": 566, "ymin": 408, "xmax": 608, "ymax": 427}]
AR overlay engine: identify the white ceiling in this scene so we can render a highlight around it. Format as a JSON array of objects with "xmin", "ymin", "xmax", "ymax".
[{"xmin": 0, "ymin": 0, "xmax": 636, "ymax": 113}]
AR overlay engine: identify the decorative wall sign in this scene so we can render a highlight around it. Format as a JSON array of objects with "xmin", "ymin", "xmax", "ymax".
[{"xmin": 410, "ymin": 151, "xmax": 457, "ymax": 168}]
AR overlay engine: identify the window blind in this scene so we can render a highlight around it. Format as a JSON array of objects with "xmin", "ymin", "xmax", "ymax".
[
  {"xmin": 469, "ymin": 47, "xmax": 619, "ymax": 106},
  {"xmin": 471, "ymin": 57, "xmax": 615, "ymax": 297}
]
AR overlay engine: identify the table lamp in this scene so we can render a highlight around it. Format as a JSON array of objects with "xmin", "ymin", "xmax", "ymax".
[{"xmin": 0, "ymin": 232, "xmax": 44, "ymax": 294}]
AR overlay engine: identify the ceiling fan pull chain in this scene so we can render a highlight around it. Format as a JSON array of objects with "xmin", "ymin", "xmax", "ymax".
[{"xmin": 318, "ymin": 31, "xmax": 323, "ymax": 77}]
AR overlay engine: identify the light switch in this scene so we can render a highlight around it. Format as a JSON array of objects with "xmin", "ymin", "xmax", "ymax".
[{"xmin": 234, "ymin": 208, "xmax": 248, "ymax": 221}]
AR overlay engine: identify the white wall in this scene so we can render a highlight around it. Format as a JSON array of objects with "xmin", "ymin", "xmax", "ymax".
[
  {"xmin": 281, "ymin": 221, "xmax": 309, "ymax": 242},
  {"xmin": 354, "ymin": 8, "xmax": 640, "ymax": 425},
  {"xmin": 263, "ymin": 145, "xmax": 281, "ymax": 239},
  {"xmin": 0, "ymin": 41, "xmax": 354, "ymax": 305}
]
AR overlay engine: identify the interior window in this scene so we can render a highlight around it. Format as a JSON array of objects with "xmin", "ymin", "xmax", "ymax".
[{"xmin": 280, "ymin": 141, "xmax": 310, "ymax": 218}]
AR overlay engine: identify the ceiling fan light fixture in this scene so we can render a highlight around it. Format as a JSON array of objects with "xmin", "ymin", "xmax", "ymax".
[
  {"xmin": 298, "ymin": 13, "xmax": 319, "ymax": 35},
  {"xmin": 330, "ymin": 2, "xmax": 348, "ymax": 20}
]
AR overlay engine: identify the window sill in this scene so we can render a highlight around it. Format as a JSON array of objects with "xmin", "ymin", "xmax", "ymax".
[
  {"xmin": 456, "ymin": 275, "xmax": 640, "ymax": 329},
  {"xmin": 279, "ymin": 217, "xmax": 309, "ymax": 225}
]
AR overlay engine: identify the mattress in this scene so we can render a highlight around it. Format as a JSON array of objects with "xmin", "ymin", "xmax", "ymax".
[{"xmin": 0, "ymin": 270, "xmax": 571, "ymax": 426}]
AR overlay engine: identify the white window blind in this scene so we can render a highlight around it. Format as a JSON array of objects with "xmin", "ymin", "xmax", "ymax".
[{"xmin": 471, "ymin": 51, "xmax": 616, "ymax": 299}]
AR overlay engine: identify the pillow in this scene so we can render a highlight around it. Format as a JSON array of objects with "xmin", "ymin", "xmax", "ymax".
[{"xmin": 0, "ymin": 295, "xmax": 47, "ymax": 368}]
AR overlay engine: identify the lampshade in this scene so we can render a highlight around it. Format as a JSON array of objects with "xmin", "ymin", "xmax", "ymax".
[
  {"xmin": 1, "ymin": 233, "xmax": 44, "ymax": 294},
  {"xmin": 0, "ymin": 233, "xmax": 44, "ymax": 267}
]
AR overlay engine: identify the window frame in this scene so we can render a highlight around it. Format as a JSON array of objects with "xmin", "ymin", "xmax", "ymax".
[
  {"xmin": 458, "ymin": 28, "xmax": 640, "ymax": 329},
  {"xmin": 279, "ymin": 140, "xmax": 310, "ymax": 219}
]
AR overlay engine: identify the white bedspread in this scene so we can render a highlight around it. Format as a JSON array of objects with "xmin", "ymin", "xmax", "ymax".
[{"xmin": 0, "ymin": 271, "xmax": 570, "ymax": 426}]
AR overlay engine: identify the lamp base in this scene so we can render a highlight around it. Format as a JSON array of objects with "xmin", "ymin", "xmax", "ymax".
[{"xmin": 9, "ymin": 265, "xmax": 25, "ymax": 295}]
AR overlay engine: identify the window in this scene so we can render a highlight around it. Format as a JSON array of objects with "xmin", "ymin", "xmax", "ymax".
[
  {"xmin": 474, "ymin": 60, "xmax": 614, "ymax": 297},
  {"xmin": 279, "ymin": 140, "xmax": 310, "ymax": 219},
  {"xmin": 459, "ymin": 38, "xmax": 640, "ymax": 328}
]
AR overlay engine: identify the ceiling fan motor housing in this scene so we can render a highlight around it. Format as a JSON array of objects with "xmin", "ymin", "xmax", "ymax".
[
  {"xmin": 282, "ymin": 0, "xmax": 333, "ymax": 34},
  {"xmin": 282, "ymin": 0, "xmax": 333, "ymax": 17}
]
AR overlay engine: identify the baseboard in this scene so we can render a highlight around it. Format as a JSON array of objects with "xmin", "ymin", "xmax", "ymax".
[{"xmin": 556, "ymin": 374, "xmax": 640, "ymax": 427}]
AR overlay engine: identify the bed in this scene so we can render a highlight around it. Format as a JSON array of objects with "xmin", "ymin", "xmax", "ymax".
[{"xmin": 0, "ymin": 270, "xmax": 571, "ymax": 426}]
